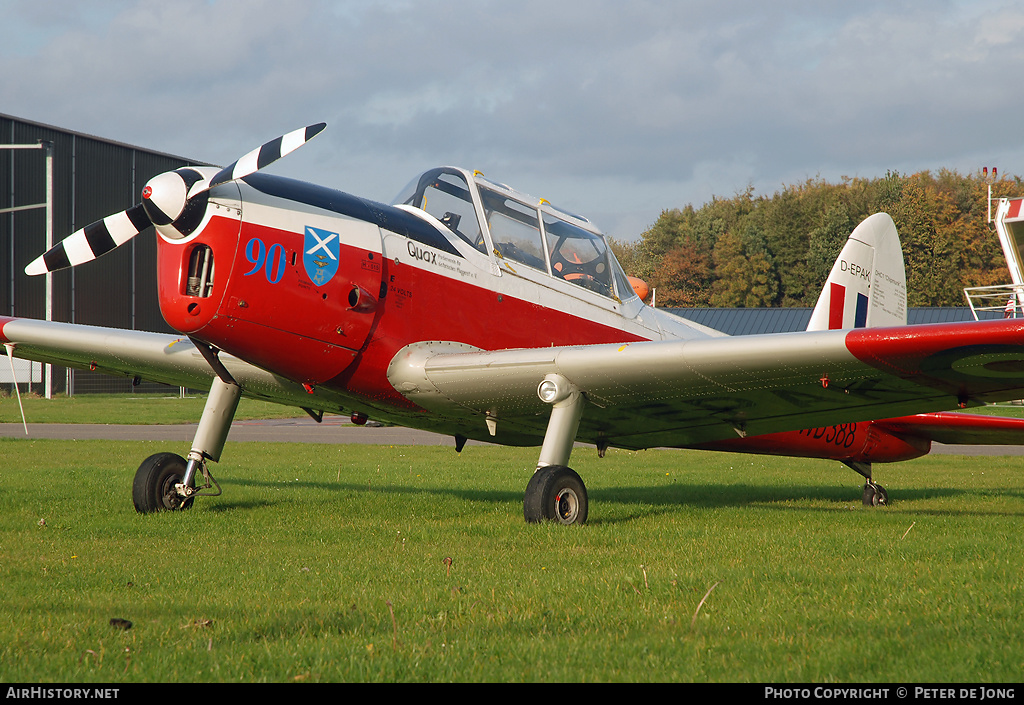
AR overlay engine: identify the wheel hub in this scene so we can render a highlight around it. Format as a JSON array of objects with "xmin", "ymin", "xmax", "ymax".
[
  {"xmin": 554, "ymin": 489, "xmax": 580, "ymax": 524},
  {"xmin": 160, "ymin": 474, "xmax": 186, "ymax": 510}
]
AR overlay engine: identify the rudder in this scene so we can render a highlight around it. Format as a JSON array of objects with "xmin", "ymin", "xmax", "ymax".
[{"xmin": 806, "ymin": 213, "xmax": 907, "ymax": 331}]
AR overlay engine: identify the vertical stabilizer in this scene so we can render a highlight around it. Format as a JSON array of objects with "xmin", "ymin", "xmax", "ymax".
[{"xmin": 806, "ymin": 213, "xmax": 907, "ymax": 331}]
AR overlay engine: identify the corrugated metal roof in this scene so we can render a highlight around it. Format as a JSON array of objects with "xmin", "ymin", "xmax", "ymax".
[
  {"xmin": 0, "ymin": 112, "xmax": 209, "ymax": 165},
  {"xmin": 666, "ymin": 307, "xmax": 1003, "ymax": 335}
]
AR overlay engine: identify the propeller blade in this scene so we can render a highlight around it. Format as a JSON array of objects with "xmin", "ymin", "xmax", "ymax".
[
  {"xmin": 24, "ymin": 122, "xmax": 327, "ymax": 275},
  {"xmin": 25, "ymin": 203, "xmax": 151, "ymax": 276},
  {"xmin": 193, "ymin": 122, "xmax": 327, "ymax": 198}
]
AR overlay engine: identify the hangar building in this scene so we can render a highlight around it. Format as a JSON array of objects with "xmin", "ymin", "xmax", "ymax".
[{"xmin": 1, "ymin": 113, "xmax": 209, "ymax": 394}]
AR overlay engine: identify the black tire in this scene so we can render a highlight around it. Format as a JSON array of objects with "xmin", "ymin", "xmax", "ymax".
[
  {"xmin": 862, "ymin": 483, "xmax": 876, "ymax": 507},
  {"xmin": 132, "ymin": 452, "xmax": 194, "ymax": 514},
  {"xmin": 524, "ymin": 465, "xmax": 588, "ymax": 525}
]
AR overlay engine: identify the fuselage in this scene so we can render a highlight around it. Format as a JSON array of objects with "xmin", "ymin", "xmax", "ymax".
[{"xmin": 150, "ymin": 167, "xmax": 935, "ymax": 462}]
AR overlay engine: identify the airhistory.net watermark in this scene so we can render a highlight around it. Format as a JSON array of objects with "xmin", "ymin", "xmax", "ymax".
[{"xmin": 5, "ymin": 688, "xmax": 119, "ymax": 700}]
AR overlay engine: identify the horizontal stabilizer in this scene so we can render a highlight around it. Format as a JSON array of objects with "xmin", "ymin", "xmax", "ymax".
[{"xmin": 876, "ymin": 412, "xmax": 1024, "ymax": 446}]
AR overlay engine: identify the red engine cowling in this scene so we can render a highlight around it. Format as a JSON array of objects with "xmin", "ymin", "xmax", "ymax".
[{"xmin": 156, "ymin": 182, "xmax": 384, "ymax": 386}]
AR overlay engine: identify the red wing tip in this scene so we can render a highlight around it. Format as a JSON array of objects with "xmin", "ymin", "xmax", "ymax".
[{"xmin": 0, "ymin": 316, "xmax": 16, "ymax": 344}]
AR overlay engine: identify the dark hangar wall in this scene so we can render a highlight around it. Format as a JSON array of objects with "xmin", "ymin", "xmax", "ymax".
[{"xmin": 0, "ymin": 113, "xmax": 210, "ymax": 393}]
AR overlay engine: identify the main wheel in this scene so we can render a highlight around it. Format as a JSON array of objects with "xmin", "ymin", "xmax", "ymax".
[
  {"xmin": 524, "ymin": 465, "xmax": 588, "ymax": 525},
  {"xmin": 132, "ymin": 452, "xmax": 194, "ymax": 514}
]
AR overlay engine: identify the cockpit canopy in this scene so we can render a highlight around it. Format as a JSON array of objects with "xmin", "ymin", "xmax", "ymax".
[{"xmin": 392, "ymin": 167, "xmax": 638, "ymax": 302}]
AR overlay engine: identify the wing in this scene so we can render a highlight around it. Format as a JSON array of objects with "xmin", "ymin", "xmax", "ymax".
[
  {"xmin": 388, "ymin": 320, "xmax": 1024, "ymax": 449},
  {"xmin": 0, "ymin": 316, "xmax": 319, "ymax": 410},
  {"xmin": 9, "ymin": 314, "xmax": 1024, "ymax": 451}
]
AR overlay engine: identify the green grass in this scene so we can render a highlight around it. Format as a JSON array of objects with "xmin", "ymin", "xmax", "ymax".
[
  {"xmin": 1, "ymin": 440, "xmax": 1022, "ymax": 682},
  {"xmin": 0, "ymin": 393, "xmax": 303, "ymax": 424},
  {"xmin": 957, "ymin": 403, "xmax": 1024, "ymax": 418}
]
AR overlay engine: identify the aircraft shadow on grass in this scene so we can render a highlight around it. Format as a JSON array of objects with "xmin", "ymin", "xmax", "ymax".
[{"xmin": 213, "ymin": 477, "xmax": 1024, "ymax": 521}]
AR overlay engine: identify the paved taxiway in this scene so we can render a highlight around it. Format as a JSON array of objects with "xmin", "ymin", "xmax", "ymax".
[
  {"xmin": 1, "ymin": 417, "xmax": 1022, "ymax": 455},
  {"xmin": 0, "ymin": 416, "xmax": 470, "ymax": 446}
]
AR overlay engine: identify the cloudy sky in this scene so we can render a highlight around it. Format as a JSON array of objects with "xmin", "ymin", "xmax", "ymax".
[{"xmin": 3, "ymin": 0, "xmax": 1023, "ymax": 239}]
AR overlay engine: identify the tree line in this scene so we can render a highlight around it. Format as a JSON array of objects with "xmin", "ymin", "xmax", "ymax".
[{"xmin": 610, "ymin": 170, "xmax": 1023, "ymax": 308}]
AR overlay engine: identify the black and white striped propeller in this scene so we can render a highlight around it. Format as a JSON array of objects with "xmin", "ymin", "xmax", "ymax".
[{"xmin": 25, "ymin": 123, "xmax": 326, "ymax": 276}]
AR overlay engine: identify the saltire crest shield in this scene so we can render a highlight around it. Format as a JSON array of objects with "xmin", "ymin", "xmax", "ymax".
[{"xmin": 303, "ymin": 226, "xmax": 340, "ymax": 286}]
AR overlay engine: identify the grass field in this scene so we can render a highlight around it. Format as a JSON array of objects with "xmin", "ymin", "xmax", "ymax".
[{"xmin": 1, "ymin": 438, "xmax": 1022, "ymax": 683}]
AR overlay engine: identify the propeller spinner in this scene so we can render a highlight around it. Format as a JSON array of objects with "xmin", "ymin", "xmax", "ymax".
[{"xmin": 24, "ymin": 123, "xmax": 326, "ymax": 276}]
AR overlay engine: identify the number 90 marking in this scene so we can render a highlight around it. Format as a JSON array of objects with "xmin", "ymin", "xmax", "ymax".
[{"xmin": 243, "ymin": 237, "xmax": 286, "ymax": 284}]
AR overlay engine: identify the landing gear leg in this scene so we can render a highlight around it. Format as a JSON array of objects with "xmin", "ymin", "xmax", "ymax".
[
  {"xmin": 132, "ymin": 377, "xmax": 241, "ymax": 513},
  {"xmin": 843, "ymin": 460, "xmax": 889, "ymax": 507},
  {"xmin": 525, "ymin": 375, "xmax": 589, "ymax": 525}
]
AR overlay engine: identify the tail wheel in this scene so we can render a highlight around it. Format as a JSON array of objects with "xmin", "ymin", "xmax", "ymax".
[
  {"xmin": 862, "ymin": 482, "xmax": 889, "ymax": 507},
  {"xmin": 524, "ymin": 465, "xmax": 589, "ymax": 525},
  {"xmin": 132, "ymin": 452, "xmax": 194, "ymax": 514}
]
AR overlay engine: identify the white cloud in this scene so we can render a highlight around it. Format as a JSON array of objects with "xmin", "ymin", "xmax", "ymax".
[{"xmin": 3, "ymin": 0, "xmax": 1024, "ymax": 237}]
